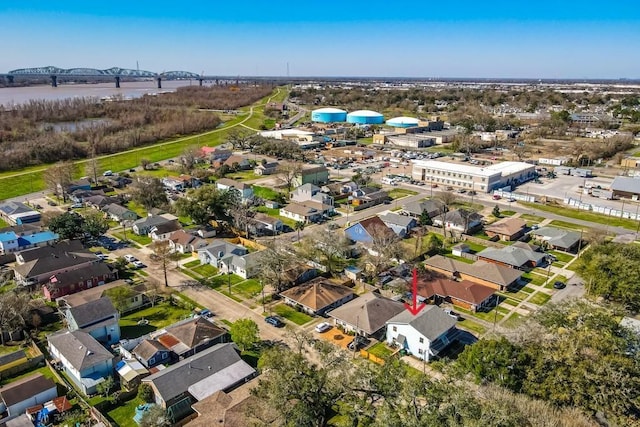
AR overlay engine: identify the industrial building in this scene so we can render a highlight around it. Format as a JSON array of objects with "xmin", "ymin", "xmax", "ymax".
[
  {"xmin": 346, "ymin": 110, "xmax": 384, "ymax": 124},
  {"xmin": 311, "ymin": 107, "xmax": 347, "ymax": 123},
  {"xmin": 386, "ymin": 116, "xmax": 420, "ymax": 128},
  {"xmin": 373, "ymin": 118, "xmax": 456, "ymax": 148},
  {"xmin": 411, "ymin": 160, "xmax": 536, "ymax": 193},
  {"xmin": 611, "ymin": 176, "xmax": 640, "ymax": 199}
]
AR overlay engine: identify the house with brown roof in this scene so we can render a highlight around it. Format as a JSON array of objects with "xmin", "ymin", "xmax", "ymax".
[
  {"xmin": 222, "ymin": 155, "xmax": 252, "ymax": 170},
  {"xmin": 344, "ymin": 216, "xmax": 395, "ymax": 245},
  {"xmin": 328, "ymin": 292, "xmax": 405, "ymax": 338},
  {"xmin": 150, "ymin": 221, "xmax": 182, "ymax": 241},
  {"xmin": 57, "ymin": 279, "xmax": 146, "ymax": 312},
  {"xmin": 476, "ymin": 242, "xmax": 546, "ymax": 270},
  {"xmin": 484, "ymin": 217, "xmax": 527, "ymax": 241},
  {"xmin": 424, "ymin": 255, "xmax": 522, "ymax": 291},
  {"xmin": 416, "ymin": 276, "xmax": 495, "ymax": 312},
  {"xmin": 280, "ymin": 202, "xmax": 323, "ymax": 223},
  {"xmin": 168, "ymin": 230, "xmax": 207, "ymax": 254},
  {"xmin": 153, "ymin": 316, "xmax": 229, "ymax": 359},
  {"xmin": 43, "ymin": 262, "xmax": 117, "ymax": 301},
  {"xmin": 279, "ymin": 277, "xmax": 355, "ymax": 315},
  {"xmin": 215, "ymin": 178, "xmax": 254, "ymax": 202},
  {"xmin": 249, "ymin": 213, "xmax": 283, "ymax": 235},
  {"xmin": 132, "ymin": 339, "xmax": 173, "ymax": 368}
]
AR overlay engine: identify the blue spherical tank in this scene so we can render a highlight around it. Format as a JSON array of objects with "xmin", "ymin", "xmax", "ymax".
[
  {"xmin": 386, "ymin": 116, "xmax": 420, "ymax": 128},
  {"xmin": 346, "ymin": 110, "xmax": 384, "ymax": 125},
  {"xmin": 311, "ymin": 107, "xmax": 347, "ymax": 123}
]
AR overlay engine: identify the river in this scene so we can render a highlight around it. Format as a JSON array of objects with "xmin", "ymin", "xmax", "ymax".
[{"xmin": 0, "ymin": 80, "xmax": 201, "ymax": 107}]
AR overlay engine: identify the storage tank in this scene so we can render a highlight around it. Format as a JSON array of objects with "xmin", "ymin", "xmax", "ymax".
[
  {"xmin": 346, "ymin": 110, "xmax": 384, "ymax": 125},
  {"xmin": 386, "ymin": 116, "xmax": 420, "ymax": 128},
  {"xmin": 311, "ymin": 107, "xmax": 347, "ymax": 123}
]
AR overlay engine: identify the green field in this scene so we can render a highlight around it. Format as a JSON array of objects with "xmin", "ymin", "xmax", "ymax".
[
  {"xmin": 458, "ymin": 318, "xmax": 487, "ymax": 335},
  {"xmin": 119, "ymin": 303, "xmax": 193, "ymax": 339},
  {"xmin": 520, "ymin": 213, "xmax": 545, "ymax": 223},
  {"xmin": 549, "ymin": 220, "xmax": 587, "ymax": 231},
  {"xmin": 387, "ymin": 188, "xmax": 418, "ymax": 200},
  {"xmin": 521, "ymin": 202, "xmax": 639, "ymax": 230},
  {"xmin": 253, "ymin": 185, "xmax": 285, "ymax": 202},
  {"xmin": 234, "ymin": 279, "xmax": 263, "ymax": 298}
]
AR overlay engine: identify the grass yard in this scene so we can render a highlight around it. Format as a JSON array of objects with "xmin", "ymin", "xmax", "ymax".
[
  {"xmin": 255, "ymin": 206, "xmax": 297, "ymax": 228},
  {"xmin": 126, "ymin": 201, "xmax": 148, "ymax": 218},
  {"xmin": 119, "ymin": 303, "xmax": 193, "ymax": 339},
  {"xmin": 3, "ymin": 365, "xmax": 59, "ymax": 385},
  {"xmin": 444, "ymin": 254, "xmax": 475, "ymax": 264},
  {"xmin": 253, "ymin": 185, "xmax": 284, "ymax": 202},
  {"xmin": 183, "ymin": 259, "xmax": 201, "ymax": 268},
  {"xmin": 528, "ymin": 292, "xmax": 552, "ymax": 305},
  {"xmin": 229, "ymin": 170, "xmax": 259, "ymax": 181},
  {"xmin": 234, "ymin": 279, "xmax": 263, "ymax": 297},
  {"xmin": 458, "ymin": 318, "xmax": 487, "ymax": 336},
  {"xmin": 0, "ymin": 218, "xmax": 8, "ymax": 228},
  {"xmin": 520, "ymin": 213, "xmax": 545, "ymax": 223},
  {"xmin": 522, "ymin": 272, "xmax": 548, "ymax": 286},
  {"xmin": 549, "ymin": 220, "xmax": 587, "ymax": 231},
  {"xmin": 387, "ymin": 188, "xmax": 418, "ymax": 200},
  {"xmin": 548, "ymin": 250, "xmax": 575, "ymax": 263},
  {"xmin": 112, "ymin": 232, "xmax": 152, "ymax": 246},
  {"xmin": 192, "ymin": 264, "xmax": 219, "ymax": 277},
  {"xmin": 107, "ymin": 396, "xmax": 142, "ymax": 427},
  {"xmin": 502, "ymin": 313, "xmax": 524, "ymax": 328},
  {"xmin": 521, "ymin": 202, "xmax": 639, "ymax": 230},
  {"xmin": 464, "ymin": 241, "xmax": 487, "ymax": 254},
  {"xmin": 500, "ymin": 210, "xmax": 516, "ymax": 216},
  {"xmin": 272, "ymin": 303, "xmax": 313, "ymax": 325},
  {"xmin": 367, "ymin": 342, "xmax": 394, "ymax": 359}
]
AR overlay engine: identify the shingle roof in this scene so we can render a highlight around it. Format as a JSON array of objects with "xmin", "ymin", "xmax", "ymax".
[
  {"xmin": 477, "ymin": 245, "xmax": 545, "ymax": 268},
  {"xmin": 142, "ymin": 343, "xmax": 254, "ymax": 403},
  {"xmin": 0, "ymin": 373, "xmax": 55, "ymax": 407},
  {"xmin": 67, "ymin": 297, "xmax": 117, "ymax": 328},
  {"xmin": 133, "ymin": 215, "xmax": 173, "ymax": 230},
  {"xmin": 165, "ymin": 317, "xmax": 227, "ymax": 349},
  {"xmin": 378, "ymin": 212, "xmax": 415, "ymax": 228},
  {"xmin": 387, "ymin": 305, "xmax": 457, "ymax": 341},
  {"xmin": 532, "ymin": 226, "xmax": 581, "ymax": 249},
  {"xmin": 133, "ymin": 339, "xmax": 169, "ymax": 361},
  {"xmin": 15, "ymin": 240, "xmax": 95, "ymax": 279},
  {"xmin": 328, "ymin": 292, "xmax": 405, "ymax": 335},
  {"xmin": 48, "ymin": 330, "xmax": 113, "ymax": 371},
  {"xmin": 484, "ymin": 217, "xmax": 526, "ymax": 236},
  {"xmin": 279, "ymin": 278, "xmax": 353, "ymax": 312},
  {"xmin": 416, "ymin": 277, "xmax": 495, "ymax": 306},
  {"xmin": 0, "ymin": 202, "xmax": 35, "ymax": 216},
  {"xmin": 402, "ymin": 199, "xmax": 444, "ymax": 216},
  {"xmin": 282, "ymin": 202, "xmax": 318, "ymax": 216},
  {"xmin": 151, "ymin": 221, "xmax": 181, "ymax": 235},
  {"xmin": 48, "ymin": 263, "xmax": 113, "ymax": 289},
  {"xmin": 358, "ymin": 216, "xmax": 394, "ymax": 237},
  {"xmin": 216, "ymin": 178, "xmax": 250, "ymax": 191},
  {"xmin": 424, "ymin": 255, "xmax": 522, "ymax": 287},
  {"xmin": 59, "ymin": 280, "xmax": 142, "ymax": 307},
  {"xmin": 434, "ymin": 209, "xmax": 483, "ymax": 227},
  {"xmin": 169, "ymin": 230, "xmax": 196, "ymax": 246}
]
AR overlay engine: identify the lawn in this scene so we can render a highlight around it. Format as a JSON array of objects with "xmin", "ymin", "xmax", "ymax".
[
  {"xmin": 183, "ymin": 259, "xmax": 201, "ymax": 268},
  {"xmin": 229, "ymin": 170, "xmax": 259, "ymax": 181},
  {"xmin": 253, "ymin": 185, "xmax": 285, "ymax": 202},
  {"xmin": 549, "ymin": 220, "xmax": 587, "ymax": 231},
  {"xmin": 444, "ymin": 254, "xmax": 475, "ymax": 264},
  {"xmin": 255, "ymin": 206, "xmax": 297, "ymax": 228},
  {"xmin": 367, "ymin": 342, "xmax": 394, "ymax": 359},
  {"xmin": 387, "ymin": 188, "xmax": 418, "ymax": 200},
  {"xmin": 464, "ymin": 241, "xmax": 487, "ymax": 254},
  {"xmin": 111, "ymin": 232, "xmax": 152, "ymax": 246},
  {"xmin": 458, "ymin": 318, "xmax": 487, "ymax": 336},
  {"xmin": 126, "ymin": 201, "xmax": 148, "ymax": 218},
  {"xmin": 272, "ymin": 304, "xmax": 313, "ymax": 325},
  {"xmin": 500, "ymin": 210, "xmax": 516, "ymax": 216},
  {"xmin": 522, "ymin": 272, "xmax": 548, "ymax": 286},
  {"xmin": 192, "ymin": 264, "xmax": 219, "ymax": 277},
  {"xmin": 520, "ymin": 213, "xmax": 545, "ymax": 223},
  {"xmin": 234, "ymin": 279, "xmax": 263, "ymax": 298},
  {"xmin": 119, "ymin": 303, "xmax": 193, "ymax": 339},
  {"xmin": 520, "ymin": 202, "xmax": 639, "ymax": 230},
  {"xmin": 528, "ymin": 292, "xmax": 552, "ymax": 305},
  {"xmin": 107, "ymin": 396, "xmax": 142, "ymax": 427},
  {"xmin": 502, "ymin": 313, "xmax": 524, "ymax": 328},
  {"xmin": 0, "ymin": 218, "xmax": 8, "ymax": 228},
  {"xmin": 549, "ymin": 250, "xmax": 574, "ymax": 263},
  {"xmin": 3, "ymin": 365, "xmax": 59, "ymax": 385}
]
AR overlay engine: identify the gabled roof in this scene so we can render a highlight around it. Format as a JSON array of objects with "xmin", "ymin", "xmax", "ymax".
[
  {"xmin": 378, "ymin": 212, "xmax": 415, "ymax": 228},
  {"xmin": 133, "ymin": 215, "xmax": 173, "ymax": 229},
  {"xmin": 416, "ymin": 277, "xmax": 495, "ymax": 305},
  {"xmin": 48, "ymin": 330, "xmax": 113, "ymax": 371},
  {"xmin": 142, "ymin": 343, "xmax": 255, "ymax": 403},
  {"xmin": 279, "ymin": 278, "xmax": 353, "ymax": 312},
  {"xmin": 484, "ymin": 217, "xmax": 526, "ymax": 236},
  {"xmin": 0, "ymin": 373, "xmax": 55, "ymax": 407},
  {"xmin": 387, "ymin": 305, "xmax": 457, "ymax": 341},
  {"xmin": 67, "ymin": 297, "xmax": 117, "ymax": 328},
  {"xmin": 223, "ymin": 155, "xmax": 250, "ymax": 167},
  {"xmin": 434, "ymin": 209, "xmax": 483, "ymax": 227},
  {"xmin": 151, "ymin": 221, "xmax": 181, "ymax": 235},
  {"xmin": 48, "ymin": 262, "xmax": 113, "ymax": 289},
  {"xmin": 102, "ymin": 203, "xmax": 136, "ymax": 218},
  {"xmin": 252, "ymin": 213, "xmax": 282, "ymax": 226},
  {"xmin": 402, "ymin": 199, "xmax": 444, "ymax": 216},
  {"xmin": 0, "ymin": 202, "xmax": 36, "ymax": 216},
  {"xmin": 15, "ymin": 240, "xmax": 95, "ymax": 278},
  {"xmin": 532, "ymin": 226, "xmax": 581, "ymax": 249},
  {"xmin": 199, "ymin": 240, "xmax": 248, "ymax": 258},
  {"xmin": 282, "ymin": 202, "xmax": 318, "ymax": 216},
  {"xmin": 169, "ymin": 230, "xmax": 196, "ymax": 246},
  {"xmin": 328, "ymin": 292, "xmax": 405, "ymax": 335},
  {"xmin": 424, "ymin": 255, "xmax": 522, "ymax": 287},
  {"xmin": 165, "ymin": 316, "xmax": 227, "ymax": 349},
  {"xmin": 477, "ymin": 245, "xmax": 545, "ymax": 267},
  {"xmin": 216, "ymin": 178, "xmax": 251, "ymax": 191},
  {"xmin": 133, "ymin": 339, "xmax": 169, "ymax": 361},
  {"xmin": 611, "ymin": 176, "xmax": 640, "ymax": 193}
]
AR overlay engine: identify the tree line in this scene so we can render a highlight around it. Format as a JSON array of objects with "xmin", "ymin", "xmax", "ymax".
[{"xmin": 0, "ymin": 85, "xmax": 273, "ymax": 171}]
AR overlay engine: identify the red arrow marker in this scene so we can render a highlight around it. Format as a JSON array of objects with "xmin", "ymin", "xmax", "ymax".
[{"xmin": 404, "ymin": 268, "xmax": 426, "ymax": 316}]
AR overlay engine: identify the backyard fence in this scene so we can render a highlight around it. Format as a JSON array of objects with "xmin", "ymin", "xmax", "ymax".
[{"xmin": 359, "ymin": 349, "xmax": 385, "ymax": 365}]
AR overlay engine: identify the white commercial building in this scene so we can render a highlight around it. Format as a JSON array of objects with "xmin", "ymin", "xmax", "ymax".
[{"xmin": 411, "ymin": 160, "xmax": 536, "ymax": 193}]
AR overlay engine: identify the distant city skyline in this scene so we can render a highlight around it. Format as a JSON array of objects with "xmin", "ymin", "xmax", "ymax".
[{"xmin": 1, "ymin": 1, "xmax": 639, "ymax": 79}]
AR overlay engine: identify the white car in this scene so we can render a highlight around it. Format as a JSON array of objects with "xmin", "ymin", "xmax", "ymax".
[
  {"xmin": 132, "ymin": 260, "xmax": 146, "ymax": 269},
  {"xmin": 124, "ymin": 254, "xmax": 137, "ymax": 263},
  {"xmin": 315, "ymin": 322, "xmax": 332, "ymax": 333}
]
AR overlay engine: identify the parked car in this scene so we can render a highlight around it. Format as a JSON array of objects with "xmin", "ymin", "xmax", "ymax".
[
  {"xmin": 47, "ymin": 200, "xmax": 57, "ymax": 206},
  {"xmin": 265, "ymin": 316, "xmax": 285, "ymax": 328},
  {"xmin": 315, "ymin": 322, "xmax": 332, "ymax": 333},
  {"xmin": 198, "ymin": 309, "xmax": 214, "ymax": 318},
  {"xmin": 444, "ymin": 308, "xmax": 460, "ymax": 320},
  {"xmin": 124, "ymin": 254, "xmax": 137, "ymax": 263},
  {"xmin": 492, "ymin": 195, "xmax": 501, "ymax": 200},
  {"xmin": 347, "ymin": 336, "xmax": 368, "ymax": 351},
  {"xmin": 132, "ymin": 260, "xmax": 146, "ymax": 269},
  {"xmin": 553, "ymin": 281, "xmax": 566, "ymax": 289}
]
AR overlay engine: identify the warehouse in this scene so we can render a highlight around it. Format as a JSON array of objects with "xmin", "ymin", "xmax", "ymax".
[
  {"xmin": 411, "ymin": 160, "xmax": 536, "ymax": 193},
  {"xmin": 611, "ymin": 176, "xmax": 640, "ymax": 199}
]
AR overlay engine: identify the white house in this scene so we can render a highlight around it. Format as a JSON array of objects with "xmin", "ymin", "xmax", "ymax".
[
  {"xmin": 280, "ymin": 203, "xmax": 323, "ymax": 223},
  {"xmin": 290, "ymin": 183, "xmax": 334, "ymax": 206},
  {"xmin": 215, "ymin": 178, "xmax": 254, "ymax": 202},
  {"xmin": 0, "ymin": 373, "xmax": 57, "ymax": 421},
  {"xmin": 386, "ymin": 306, "xmax": 458, "ymax": 361},
  {"xmin": 432, "ymin": 209, "xmax": 483, "ymax": 234},
  {"xmin": 168, "ymin": 230, "xmax": 207, "ymax": 254}
]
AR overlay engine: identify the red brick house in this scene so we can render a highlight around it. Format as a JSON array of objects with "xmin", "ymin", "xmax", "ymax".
[{"xmin": 416, "ymin": 276, "xmax": 495, "ymax": 312}]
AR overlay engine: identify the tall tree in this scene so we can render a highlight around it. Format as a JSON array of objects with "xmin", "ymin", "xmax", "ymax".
[
  {"xmin": 82, "ymin": 210, "xmax": 109, "ymax": 238},
  {"xmin": 180, "ymin": 145, "xmax": 201, "ymax": 174},
  {"xmin": 150, "ymin": 240, "xmax": 178, "ymax": 287},
  {"xmin": 47, "ymin": 212, "xmax": 85, "ymax": 240},
  {"xmin": 0, "ymin": 292, "xmax": 31, "ymax": 345},
  {"xmin": 435, "ymin": 192, "xmax": 457, "ymax": 239},
  {"xmin": 104, "ymin": 286, "xmax": 136, "ymax": 314},
  {"xmin": 174, "ymin": 185, "xmax": 237, "ymax": 225},
  {"xmin": 276, "ymin": 162, "xmax": 303, "ymax": 194},
  {"xmin": 294, "ymin": 221, "xmax": 305, "ymax": 241},
  {"xmin": 362, "ymin": 224, "xmax": 405, "ymax": 279},
  {"xmin": 229, "ymin": 319, "xmax": 260, "ymax": 352},
  {"xmin": 85, "ymin": 155, "xmax": 100, "ymax": 185},
  {"xmin": 255, "ymin": 241, "xmax": 297, "ymax": 293},
  {"xmin": 297, "ymin": 230, "xmax": 349, "ymax": 275},
  {"xmin": 44, "ymin": 161, "xmax": 74, "ymax": 202},
  {"xmin": 130, "ymin": 177, "xmax": 168, "ymax": 211}
]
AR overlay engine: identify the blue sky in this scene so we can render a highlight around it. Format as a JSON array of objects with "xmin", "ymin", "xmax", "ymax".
[{"xmin": 1, "ymin": 1, "xmax": 639, "ymax": 78}]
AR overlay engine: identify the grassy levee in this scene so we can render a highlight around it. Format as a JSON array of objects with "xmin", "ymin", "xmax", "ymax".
[{"xmin": 0, "ymin": 87, "xmax": 286, "ymax": 201}]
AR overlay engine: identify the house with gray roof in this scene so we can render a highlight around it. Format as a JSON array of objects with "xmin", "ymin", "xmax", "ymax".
[
  {"xmin": 291, "ymin": 183, "xmax": 334, "ymax": 206},
  {"xmin": 141, "ymin": 343, "xmax": 256, "ymax": 419},
  {"xmin": 402, "ymin": 199, "xmax": 444, "ymax": 218},
  {"xmin": 531, "ymin": 226, "xmax": 582, "ymax": 253},
  {"xmin": 132, "ymin": 339, "xmax": 172, "ymax": 368},
  {"xmin": 424, "ymin": 255, "xmax": 522, "ymax": 290},
  {"xmin": 0, "ymin": 202, "xmax": 41, "ymax": 225},
  {"xmin": 132, "ymin": 214, "xmax": 178, "ymax": 236},
  {"xmin": 378, "ymin": 212, "xmax": 417, "ymax": 237},
  {"xmin": 64, "ymin": 297, "xmax": 120, "ymax": 345},
  {"xmin": 328, "ymin": 292, "xmax": 405, "ymax": 338},
  {"xmin": 386, "ymin": 305, "xmax": 458, "ymax": 361},
  {"xmin": 198, "ymin": 240, "xmax": 259, "ymax": 278},
  {"xmin": 102, "ymin": 203, "xmax": 137, "ymax": 223},
  {"xmin": 48, "ymin": 330, "xmax": 114, "ymax": 395},
  {"xmin": 433, "ymin": 209, "xmax": 483, "ymax": 234},
  {"xmin": 476, "ymin": 243, "xmax": 546, "ymax": 270}
]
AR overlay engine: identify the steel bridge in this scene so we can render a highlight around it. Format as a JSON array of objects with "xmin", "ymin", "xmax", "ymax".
[{"xmin": 2, "ymin": 66, "xmax": 208, "ymax": 88}]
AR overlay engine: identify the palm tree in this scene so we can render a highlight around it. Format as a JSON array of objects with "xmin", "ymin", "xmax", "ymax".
[{"xmin": 294, "ymin": 221, "xmax": 305, "ymax": 242}]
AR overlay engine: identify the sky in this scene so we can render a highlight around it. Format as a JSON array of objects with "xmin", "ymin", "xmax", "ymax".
[{"xmin": 1, "ymin": 1, "xmax": 639, "ymax": 79}]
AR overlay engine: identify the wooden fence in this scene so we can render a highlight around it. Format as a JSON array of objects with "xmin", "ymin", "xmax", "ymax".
[{"xmin": 359, "ymin": 349, "xmax": 385, "ymax": 365}]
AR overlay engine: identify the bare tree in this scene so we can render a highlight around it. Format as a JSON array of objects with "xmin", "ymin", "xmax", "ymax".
[
  {"xmin": 362, "ymin": 224, "xmax": 405, "ymax": 279},
  {"xmin": 435, "ymin": 193, "xmax": 458, "ymax": 239},
  {"xmin": 130, "ymin": 176, "xmax": 168, "ymax": 211},
  {"xmin": 44, "ymin": 161, "xmax": 75, "ymax": 202},
  {"xmin": 180, "ymin": 145, "xmax": 201, "ymax": 174},
  {"xmin": 150, "ymin": 241, "xmax": 179, "ymax": 288},
  {"xmin": 85, "ymin": 153, "xmax": 100, "ymax": 185},
  {"xmin": 226, "ymin": 128, "xmax": 255, "ymax": 150},
  {"xmin": 276, "ymin": 162, "xmax": 303, "ymax": 194},
  {"xmin": 255, "ymin": 241, "xmax": 296, "ymax": 293},
  {"xmin": 144, "ymin": 279, "xmax": 162, "ymax": 307},
  {"xmin": 297, "ymin": 230, "xmax": 350, "ymax": 275},
  {"xmin": 0, "ymin": 292, "xmax": 31, "ymax": 345}
]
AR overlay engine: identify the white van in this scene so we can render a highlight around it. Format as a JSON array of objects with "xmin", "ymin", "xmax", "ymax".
[{"xmin": 381, "ymin": 176, "xmax": 397, "ymax": 185}]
